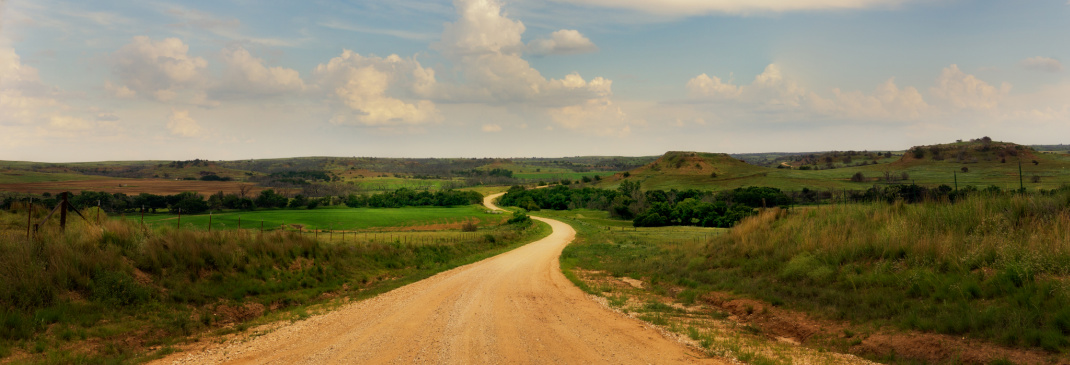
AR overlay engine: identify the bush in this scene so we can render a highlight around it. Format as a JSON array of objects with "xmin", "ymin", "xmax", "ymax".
[
  {"xmin": 850, "ymin": 172, "xmax": 866, "ymax": 182},
  {"xmin": 91, "ymin": 271, "xmax": 151, "ymax": 307},
  {"xmin": 506, "ymin": 212, "xmax": 532, "ymax": 226},
  {"xmin": 461, "ymin": 220, "xmax": 478, "ymax": 232}
]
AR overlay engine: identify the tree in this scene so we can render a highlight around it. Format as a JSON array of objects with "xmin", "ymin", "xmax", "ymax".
[
  {"xmin": 850, "ymin": 172, "xmax": 866, "ymax": 182},
  {"xmin": 256, "ymin": 189, "xmax": 288, "ymax": 208},
  {"xmin": 617, "ymin": 180, "xmax": 641, "ymax": 199},
  {"xmin": 237, "ymin": 184, "xmax": 254, "ymax": 199}
]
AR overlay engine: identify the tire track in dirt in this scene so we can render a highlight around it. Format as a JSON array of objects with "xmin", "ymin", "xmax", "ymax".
[{"xmin": 154, "ymin": 193, "xmax": 722, "ymax": 364}]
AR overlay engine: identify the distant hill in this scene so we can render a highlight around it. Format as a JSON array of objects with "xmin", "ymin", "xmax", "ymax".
[
  {"xmin": 733, "ymin": 150, "xmax": 901, "ymax": 169},
  {"xmin": 895, "ymin": 138, "xmax": 1039, "ymax": 166}
]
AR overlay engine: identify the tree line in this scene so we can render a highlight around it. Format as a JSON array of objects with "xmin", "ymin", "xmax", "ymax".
[
  {"xmin": 499, "ymin": 183, "xmax": 791, "ymax": 228},
  {"xmin": 0, "ymin": 187, "xmax": 484, "ymax": 216}
]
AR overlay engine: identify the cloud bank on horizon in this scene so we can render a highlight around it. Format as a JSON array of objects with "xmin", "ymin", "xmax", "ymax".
[{"xmin": 0, "ymin": 0, "xmax": 1067, "ymax": 161}]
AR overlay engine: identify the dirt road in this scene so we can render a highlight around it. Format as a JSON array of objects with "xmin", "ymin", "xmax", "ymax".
[{"xmin": 155, "ymin": 193, "xmax": 721, "ymax": 364}]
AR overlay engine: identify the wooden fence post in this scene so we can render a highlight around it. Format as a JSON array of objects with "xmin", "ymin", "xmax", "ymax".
[
  {"xmin": 60, "ymin": 192, "xmax": 68, "ymax": 231},
  {"xmin": 26, "ymin": 198, "xmax": 33, "ymax": 239}
]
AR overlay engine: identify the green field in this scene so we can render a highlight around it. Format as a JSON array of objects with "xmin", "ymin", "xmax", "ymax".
[
  {"xmin": 0, "ymin": 170, "xmax": 111, "ymax": 184},
  {"xmin": 134, "ymin": 205, "xmax": 504, "ymax": 232}
]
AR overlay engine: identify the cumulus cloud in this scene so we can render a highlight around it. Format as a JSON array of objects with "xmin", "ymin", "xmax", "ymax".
[
  {"xmin": 686, "ymin": 62, "xmax": 1028, "ymax": 124},
  {"xmin": 432, "ymin": 0, "xmax": 633, "ymax": 135},
  {"xmin": 527, "ymin": 29, "xmax": 598, "ymax": 55},
  {"xmin": 220, "ymin": 45, "xmax": 306, "ymax": 95},
  {"xmin": 930, "ymin": 64, "xmax": 1010, "ymax": 110},
  {"xmin": 313, "ymin": 50, "xmax": 441, "ymax": 126},
  {"xmin": 1020, "ymin": 56, "xmax": 1062, "ymax": 73},
  {"xmin": 112, "ymin": 36, "xmax": 208, "ymax": 98},
  {"xmin": 549, "ymin": 97, "xmax": 630, "ymax": 136},
  {"xmin": 688, "ymin": 64, "xmax": 931, "ymax": 120},
  {"xmin": 166, "ymin": 109, "xmax": 200, "ymax": 137},
  {"xmin": 686, "ymin": 73, "xmax": 741, "ymax": 98},
  {"xmin": 0, "ymin": 44, "xmax": 97, "ymax": 134},
  {"xmin": 551, "ymin": 0, "xmax": 911, "ymax": 16},
  {"xmin": 688, "ymin": 64, "xmax": 809, "ymax": 108},
  {"xmin": 481, "ymin": 124, "xmax": 502, "ymax": 132}
]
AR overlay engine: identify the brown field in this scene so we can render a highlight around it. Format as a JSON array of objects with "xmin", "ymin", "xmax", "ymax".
[{"xmin": 0, "ymin": 178, "xmax": 271, "ymax": 196}]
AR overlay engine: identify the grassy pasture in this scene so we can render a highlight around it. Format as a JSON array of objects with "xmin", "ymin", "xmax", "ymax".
[
  {"xmin": 0, "ymin": 205, "xmax": 548, "ymax": 363},
  {"xmin": 548, "ymin": 190, "xmax": 1070, "ymax": 362},
  {"xmin": 134, "ymin": 205, "xmax": 503, "ymax": 232}
]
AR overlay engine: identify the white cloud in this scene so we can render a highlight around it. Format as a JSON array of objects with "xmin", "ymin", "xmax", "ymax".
[
  {"xmin": 688, "ymin": 64, "xmax": 930, "ymax": 121},
  {"xmin": 220, "ymin": 45, "xmax": 305, "ymax": 95},
  {"xmin": 930, "ymin": 64, "xmax": 1010, "ymax": 110},
  {"xmin": 113, "ymin": 36, "xmax": 207, "ymax": 92},
  {"xmin": 313, "ymin": 50, "xmax": 441, "ymax": 126},
  {"xmin": 437, "ymin": 0, "xmax": 527, "ymax": 57},
  {"xmin": 431, "ymin": 0, "xmax": 635, "ymax": 135},
  {"xmin": 686, "ymin": 73, "xmax": 741, "ymax": 98},
  {"xmin": 104, "ymin": 81, "xmax": 136, "ymax": 98},
  {"xmin": 481, "ymin": 124, "xmax": 502, "ymax": 132},
  {"xmin": 0, "ymin": 44, "xmax": 93, "ymax": 133},
  {"xmin": 1020, "ymin": 56, "xmax": 1062, "ymax": 73},
  {"xmin": 110, "ymin": 36, "xmax": 212, "ymax": 106},
  {"xmin": 166, "ymin": 109, "xmax": 200, "ymax": 137},
  {"xmin": 549, "ymin": 97, "xmax": 631, "ymax": 136},
  {"xmin": 550, "ymin": 0, "xmax": 912, "ymax": 16},
  {"xmin": 48, "ymin": 115, "xmax": 92, "ymax": 130},
  {"xmin": 528, "ymin": 29, "xmax": 598, "ymax": 55}
]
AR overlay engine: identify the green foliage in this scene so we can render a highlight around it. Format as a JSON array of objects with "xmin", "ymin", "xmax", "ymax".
[
  {"xmin": 345, "ymin": 188, "xmax": 482, "ymax": 208},
  {"xmin": 91, "ymin": 271, "xmax": 151, "ymax": 306},
  {"xmin": 506, "ymin": 212, "xmax": 532, "ymax": 226}
]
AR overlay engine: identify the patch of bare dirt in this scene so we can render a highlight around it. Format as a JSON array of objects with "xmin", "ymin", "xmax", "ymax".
[
  {"xmin": 215, "ymin": 302, "xmax": 266, "ymax": 324},
  {"xmin": 697, "ymin": 292, "xmax": 1063, "ymax": 365}
]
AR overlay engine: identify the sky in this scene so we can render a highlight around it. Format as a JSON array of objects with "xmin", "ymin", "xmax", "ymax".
[{"xmin": 1, "ymin": 0, "xmax": 1068, "ymax": 162}]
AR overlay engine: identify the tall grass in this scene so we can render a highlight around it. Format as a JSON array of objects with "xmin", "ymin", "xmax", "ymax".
[
  {"xmin": 560, "ymin": 191, "xmax": 1070, "ymax": 353},
  {"xmin": 0, "ymin": 207, "xmax": 545, "ymax": 361}
]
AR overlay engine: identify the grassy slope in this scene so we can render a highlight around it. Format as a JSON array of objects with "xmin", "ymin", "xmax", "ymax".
[
  {"xmin": 596, "ymin": 145, "xmax": 1070, "ymax": 192},
  {"xmin": 0, "ymin": 208, "xmax": 550, "ymax": 363},
  {"xmin": 545, "ymin": 192, "xmax": 1070, "ymax": 361},
  {"xmin": 137, "ymin": 205, "xmax": 503, "ymax": 231}
]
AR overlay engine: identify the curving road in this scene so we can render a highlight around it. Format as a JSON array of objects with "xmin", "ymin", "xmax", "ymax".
[{"xmin": 155, "ymin": 193, "xmax": 721, "ymax": 364}]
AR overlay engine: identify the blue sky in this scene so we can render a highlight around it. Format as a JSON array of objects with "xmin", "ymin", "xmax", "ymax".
[{"xmin": 1, "ymin": 0, "xmax": 1068, "ymax": 162}]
